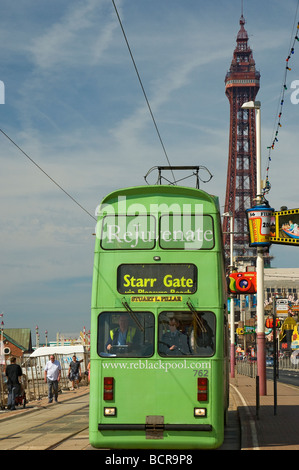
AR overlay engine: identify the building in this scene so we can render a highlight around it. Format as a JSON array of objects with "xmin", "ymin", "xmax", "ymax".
[
  {"xmin": 264, "ymin": 268, "xmax": 299, "ymax": 304},
  {"xmin": 2, "ymin": 328, "xmax": 33, "ymax": 361}
]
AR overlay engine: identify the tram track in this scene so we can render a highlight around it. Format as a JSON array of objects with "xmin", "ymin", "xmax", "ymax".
[
  {"xmin": 0, "ymin": 394, "xmax": 90, "ymax": 450},
  {"xmin": 46, "ymin": 425, "xmax": 90, "ymax": 450}
]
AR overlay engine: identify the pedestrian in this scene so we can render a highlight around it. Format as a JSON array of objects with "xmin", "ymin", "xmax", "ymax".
[
  {"xmin": 68, "ymin": 355, "xmax": 81, "ymax": 390},
  {"xmin": 87, "ymin": 360, "xmax": 90, "ymax": 383},
  {"xmin": 44, "ymin": 354, "xmax": 61, "ymax": 403},
  {"xmin": 5, "ymin": 357, "xmax": 22, "ymax": 411}
]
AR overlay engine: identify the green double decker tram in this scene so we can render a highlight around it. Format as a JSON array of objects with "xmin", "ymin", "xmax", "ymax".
[{"xmin": 89, "ymin": 183, "xmax": 229, "ymax": 449}]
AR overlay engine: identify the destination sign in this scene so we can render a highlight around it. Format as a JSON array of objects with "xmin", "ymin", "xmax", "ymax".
[{"xmin": 117, "ymin": 264, "xmax": 197, "ymax": 294}]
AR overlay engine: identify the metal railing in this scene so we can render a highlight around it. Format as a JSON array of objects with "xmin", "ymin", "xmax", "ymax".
[
  {"xmin": 236, "ymin": 359, "xmax": 257, "ymax": 378},
  {"xmin": 0, "ymin": 352, "xmax": 90, "ymax": 409},
  {"xmin": 235, "ymin": 354, "xmax": 299, "ymax": 378},
  {"xmin": 278, "ymin": 356, "xmax": 299, "ymax": 370}
]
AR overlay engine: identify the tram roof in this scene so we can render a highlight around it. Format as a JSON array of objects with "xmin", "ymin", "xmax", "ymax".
[{"xmin": 99, "ymin": 185, "xmax": 219, "ymax": 211}]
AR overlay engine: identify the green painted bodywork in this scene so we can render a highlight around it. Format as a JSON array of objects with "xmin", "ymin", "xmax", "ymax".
[{"xmin": 89, "ymin": 186, "xmax": 229, "ymax": 449}]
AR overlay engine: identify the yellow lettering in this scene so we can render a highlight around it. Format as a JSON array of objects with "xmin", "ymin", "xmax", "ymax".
[
  {"xmin": 164, "ymin": 275, "xmax": 172, "ymax": 287},
  {"xmin": 123, "ymin": 275, "xmax": 157, "ymax": 288},
  {"xmin": 123, "ymin": 274, "xmax": 131, "ymax": 287},
  {"xmin": 163, "ymin": 275, "xmax": 194, "ymax": 288}
]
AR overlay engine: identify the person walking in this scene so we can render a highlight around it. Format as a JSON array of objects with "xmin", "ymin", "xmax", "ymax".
[
  {"xmin": 44, "ymin": 355, "xmax": 61, "ymax": 403},
  {"xmin": 68, "ymin": 355, "xmax": 81, "ymax": 390},
  {"xmin": 6, "ymin": 357, "xmax": 22, "ymax": 411}
]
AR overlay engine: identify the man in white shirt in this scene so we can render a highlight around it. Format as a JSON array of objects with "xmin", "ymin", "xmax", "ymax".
[{"xmin": 44, "ymin": 355, "xmax": 61, "ymax": 403}]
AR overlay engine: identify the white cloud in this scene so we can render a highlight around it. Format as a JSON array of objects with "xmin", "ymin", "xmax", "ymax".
[{"xmin": 27, "ymin": 0, "xmax": 117, "ymax": 70}]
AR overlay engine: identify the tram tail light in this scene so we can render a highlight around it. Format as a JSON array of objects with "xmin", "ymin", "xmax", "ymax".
[
  {"xmin": 197, "ymin": 378, "xmax": 208, "ymax": 402},
  {"xmin": 103, "ymin": 377, "xmax": 114, "ymax": 401}
]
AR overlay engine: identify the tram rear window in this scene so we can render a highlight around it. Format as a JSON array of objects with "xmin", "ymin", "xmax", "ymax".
[
  {"xmin": 97, "ymin": 312, "xmax": 154, "ymax": 358},
  {"xmin": 100, "ymin": 215, "xmax": 156, "ymax": 250},
  {"xmin": 158, "ymin": 311, "xmax": 215, "ymax": 357},
  {"xmin": 160, "ymin": 214, "xmax": 214, "ymax": 250}
]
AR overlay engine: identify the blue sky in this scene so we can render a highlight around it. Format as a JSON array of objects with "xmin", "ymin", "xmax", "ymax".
[{"xmin": 1, "ymin": 0, "xmax": 299, "ymax": 343}]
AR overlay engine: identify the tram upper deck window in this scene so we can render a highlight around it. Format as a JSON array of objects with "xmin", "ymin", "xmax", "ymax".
[
  {"xmin": 158, "ymin": 311, "xmax": 215, "ymax": 357},
  {"xmin": 159, "ymin": 214, "xmax": 214, "ymax": 250},
  {"xmin": 98, "ymin": 312, "xmax": 154, "ymax": 358},
  {"xmin": 100, "ymin": 215, "xmax": 156, "ymax": 250}
]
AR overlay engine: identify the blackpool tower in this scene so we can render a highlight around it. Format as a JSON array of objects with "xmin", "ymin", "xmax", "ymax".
[{"xmin": 223, "ymin": 15, "xmax": 260, "ymax": 265}]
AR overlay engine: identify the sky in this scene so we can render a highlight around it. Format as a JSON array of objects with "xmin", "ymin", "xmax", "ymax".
[{"xmin": 1, "ymin": 0, "xmax": 299, "ymax": 344}]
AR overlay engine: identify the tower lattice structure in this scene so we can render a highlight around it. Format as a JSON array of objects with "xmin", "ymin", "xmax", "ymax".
[{"xmin": 223, "ymin": 15, "xmax": 260, "ymax": 265}]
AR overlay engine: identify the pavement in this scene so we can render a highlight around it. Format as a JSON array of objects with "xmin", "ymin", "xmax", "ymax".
[
  {"xmin": 229, "ymin": 373, "xmax": 299, "ymax": 450},
  {"xmin": 0, "ymin": 384, "xmax": 90, "ymax": 422}
]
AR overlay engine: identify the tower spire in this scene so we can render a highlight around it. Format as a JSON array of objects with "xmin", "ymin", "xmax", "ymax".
[{"xmin": 223, "ymin": 15, "xmax": 260, "ymax": 265}]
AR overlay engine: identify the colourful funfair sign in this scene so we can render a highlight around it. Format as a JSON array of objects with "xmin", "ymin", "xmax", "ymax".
[
  {"xmin": 269, "ymin": 207, "xmax": 299, "ymax": 246},
  {"xmin": 246, "ymin": 204, "xmax": 274, "ymax": 247}
]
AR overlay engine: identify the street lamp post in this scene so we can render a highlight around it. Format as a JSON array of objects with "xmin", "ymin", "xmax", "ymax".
[
  {"xmin": 223, "ymin": 212, "xmax": 235, "ymax": 378},
  {"xmin": 0, "ymin": 318, "xmax": 4, "ymax": 361},
  {"xmin": 241, "ymin": 100, "xmax": 267, "ymax": 395},
  {"xmin": 35, "ymin": 325, "xmax": 40, "ymax": 349}
]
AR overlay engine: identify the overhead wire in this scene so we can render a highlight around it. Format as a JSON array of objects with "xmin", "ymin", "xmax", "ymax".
[
  {"xmin": 0, "ymin": 2, "xmax": 177, "ymax": 223},
  {"xmin": 264, "ymin": 0, "xmax": 299, "ymax": 196},
  {"xmin": 0, "ymin": 128, "xmax": 97, "ymax": 221},
  {"xmin": 111, "ymin": 0, "xmax": 176, "ymax": 184},
  {"xmin": 1, "ymin": 3, "xmax": 214, "ymax": 219}
]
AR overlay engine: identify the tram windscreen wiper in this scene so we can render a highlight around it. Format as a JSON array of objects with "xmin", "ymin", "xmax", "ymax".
[
  {"xmin": 186, "ymin": 300, "xmax": 207, "ymax": 333},
  {"xmin": 121, "ymin": 299, "xmax": 144, "ymax": 331}
]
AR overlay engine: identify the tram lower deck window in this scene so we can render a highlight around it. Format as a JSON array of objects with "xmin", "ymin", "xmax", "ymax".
[
  {"xmin": 98, "ymin": 312, "xmax": 154, "ymax": 358},
  {"xmin": 158, "ymin": 311, "xmax": 215, "ymax": 357}
]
